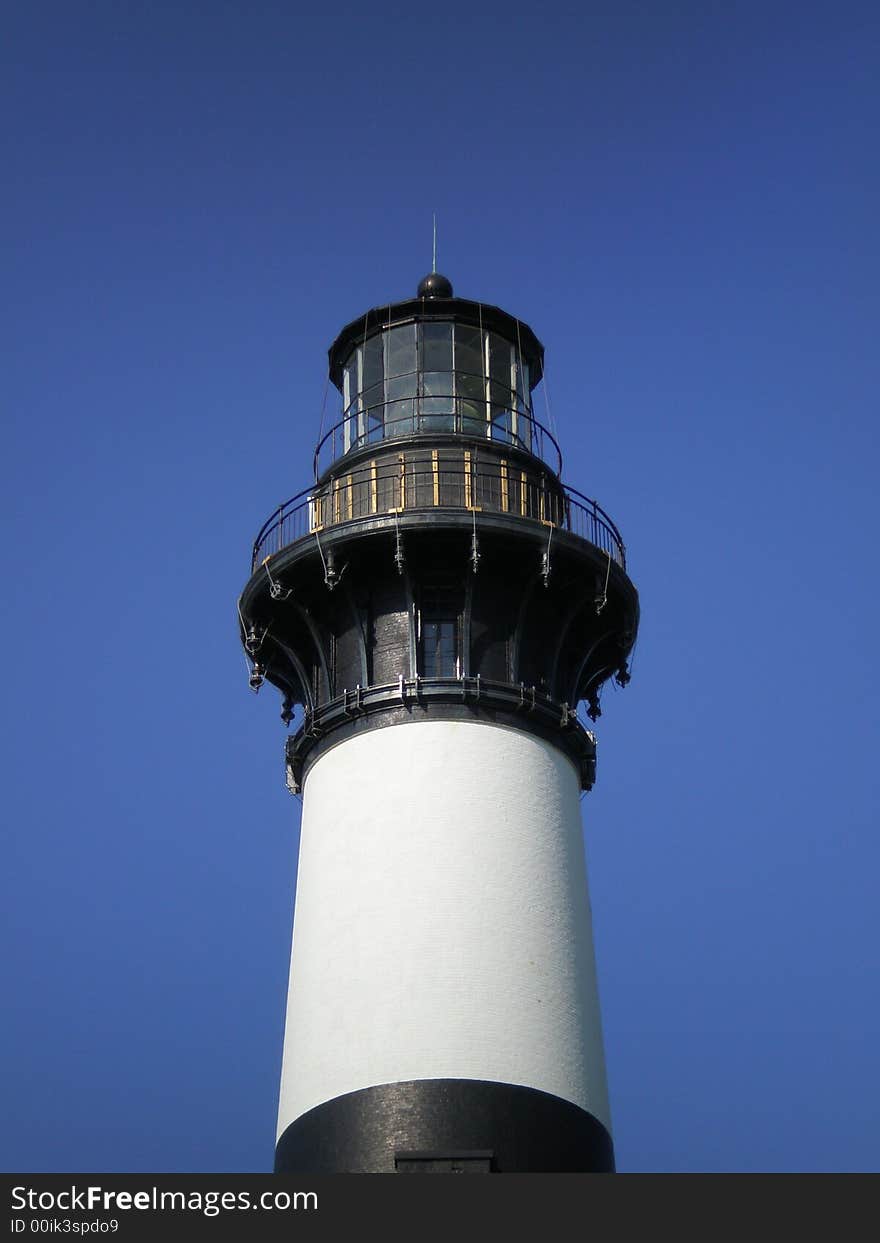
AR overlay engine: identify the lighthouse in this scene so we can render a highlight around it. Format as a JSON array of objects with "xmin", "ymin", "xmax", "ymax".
[{"xmin": 237, "ymin": 272, "xmax": 639, "ymax": 1173}]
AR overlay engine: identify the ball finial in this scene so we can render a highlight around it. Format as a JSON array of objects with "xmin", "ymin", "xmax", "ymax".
[{"xmin": 417, "ymin": 272, "xmax": 454, "ymax": 299}]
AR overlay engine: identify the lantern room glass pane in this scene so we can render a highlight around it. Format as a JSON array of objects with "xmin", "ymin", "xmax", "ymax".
[
  {"xmin": 420, "ymin": 398, "xmax": 454, "ymax": 431},
  {"xmin": 459, "ymin": 400, "xmax": 484, "ymax": 437},
  {"xmin": 517, "ymin": 360, "xmax": 531, "ymax": 447},
  {"xmin": 363, "ymin": 334, "xmax": 383, "ymax": 392},
  {"xmin": 515, "ymin": 358, "xmax": 529, "ymax": 408},
  {"xmin": 422, "ymin": 371, "xmax": 449, "ymax": 397},
  {"xmin": 342, "ymin": 351, "xmax": 362, "ymax": 448},
  {"xmin": 385, "ymin": 401, "xmax": 415, "ymax": 435},
  {"xmin": 454, "ymin": 324, "xmax": 483, "ymax": 378},
  {"xmin": 488, "ymin": 379, "xmax": 512, "ymax": 416},
  {"xmin": 385, "ymin": 372, "xmax": 416, "ymax": 437},
  {"xmin": 387, "ymin": 372, "xmax": 417, "ymax": 400},
  {"xmin": 385, "ymin": 324, "xmax": 417, "ymax": 378},
  {"xmin": 420, "ymin": 410, "xmax": 453, "ymax": 434},
  {"xmin": 363, "ymin": 381, "xmax": 384, "ymax": 440},
  {"xmin": 489, "ymin": 333, "xmax": 514, "ymax": 395},
  {"xmin": 456, "ymin": 372, "xmax": 484, "ymax": 401},
  {"xmin": 420, "ymin": 322, "xmax": 454, "ymax": 429},
  {"xmin": 421, "ymin": 321, "xmax": 453, "ymax": 372}
]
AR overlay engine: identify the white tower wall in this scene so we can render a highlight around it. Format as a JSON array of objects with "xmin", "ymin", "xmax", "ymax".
[{"xmin": 277, "ymin": 718, "xmax": 611, "ymax": 1140}]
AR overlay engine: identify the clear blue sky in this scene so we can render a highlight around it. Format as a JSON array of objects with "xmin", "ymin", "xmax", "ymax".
[{"xmin": 3, "ymin": 1, "xmax": 878, "ymax": 1173}]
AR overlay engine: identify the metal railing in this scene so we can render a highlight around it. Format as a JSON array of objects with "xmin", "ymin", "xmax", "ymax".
[
  {"xmin": 313, "ymin": 401, "xmax": 563, "ymax": 479},
  {"xmin": 251, "ymin": 454, "xmax": 626, "ymax": 571},
  {"xmin": 284, "ymin": 675, "xmax": 598, "ymax": 792}
]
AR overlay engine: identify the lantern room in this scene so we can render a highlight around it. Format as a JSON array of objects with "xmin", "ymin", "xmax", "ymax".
[{"xmin": 315, "ymin": 274, "xmax": 559, "ymax": 480}]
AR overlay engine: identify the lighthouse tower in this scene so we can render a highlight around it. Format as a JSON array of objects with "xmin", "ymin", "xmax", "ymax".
[{"xmin": 237, "ymin": 273, "xmax": 639, "ymax": 1173}]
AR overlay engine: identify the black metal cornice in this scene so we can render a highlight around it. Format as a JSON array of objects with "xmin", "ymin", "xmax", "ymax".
[{"xmin": 284, "ymin": 677, "xmax": 597, "ymax": 795}]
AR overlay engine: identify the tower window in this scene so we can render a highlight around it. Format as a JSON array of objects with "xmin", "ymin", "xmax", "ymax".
[{"xmin": 418, "ymin": 592, "xmax": 460, "ymax": 678}]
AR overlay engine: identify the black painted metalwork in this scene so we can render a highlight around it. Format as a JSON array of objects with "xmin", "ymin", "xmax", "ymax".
[
  {"xmin": 274, "ymin": 1079, "xmax": 614, "ymax": 1174},
  {"xmin": 283, "ymin": 676, "xmax": 597, "ymax": 794},
  {"xmin": 251, "ymin": 456, "xmax": 625, "ymax": 570},
  {"xmin": 313, "ymin": 403, "xmax": 563, "ymax": 479},
  {"xmin": 328, "ymin": 296, "xmax": 544, "ymax": 391},
  {"xmin": 417, "ymin": 271, "xmax": 454, "ymax": 299}
]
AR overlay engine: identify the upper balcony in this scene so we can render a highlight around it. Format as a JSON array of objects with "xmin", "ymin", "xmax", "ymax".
[
  {"xmin": 251, "ymin": 451, "xmax": 626, "ymax": 574},
  {"xmin": 314, "ymin": 403, "xmax": 562, "ymax": 480}
]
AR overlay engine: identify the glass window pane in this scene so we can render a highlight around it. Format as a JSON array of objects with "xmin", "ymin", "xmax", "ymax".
[
  {"xmin": 422, "ymin": 371, "xmax": 451, "ymax": 398},
  {"xmin": 454, "ymin": 324, "xmax": 483, "ymax": 378},
  {"xmin": 514, "ymin": 356, "xmax": 527, "ymax": 405},
  {"xmin": 421, "ymin": 321, "xmax": 453, "ymax": 372},
  {"xmin": 488, "ymin": 379, "xmax": 512, "ymax": 418},
  {"xmin": 386, "ymin": 372, "xmax": 416, "ymax": 438},
  {"xmin": 456, "ymin": 372, "xmax": 484, "ymax": 401},
  {"xmin": 385, "ymin": 324, "xmax": 417, "ymax": 378},
  {"xmin": 421, "ymin": 616, "xmax": 457, "ymax": 677},
  {"xmin": 489, "ymin": 333, "xmax": 512, "ymax": 387},
  {"xmin": 459, "ymin": 400, "xmax": 485, "ymax": 437},
  {"xmin": 419, "ymin": 407, "xmax": 455, "ymax": 435},
  {"xmin": 385, "ymin": 398, "xmax": 415, "ymax": 437},
  {"xmin": 489, "ymin": 379, "xmax": 513, "ymax": 445},
  {"xmin": 362, "ymin": 334, "xmax": 383, "ymax": 393},
  {"xmin": 387, "ymin": 373, "xmax": 417, "ymax": 400},
  {"xmin": 362, "ymin": 380, "xmax": 383, "ymax": 418}
]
